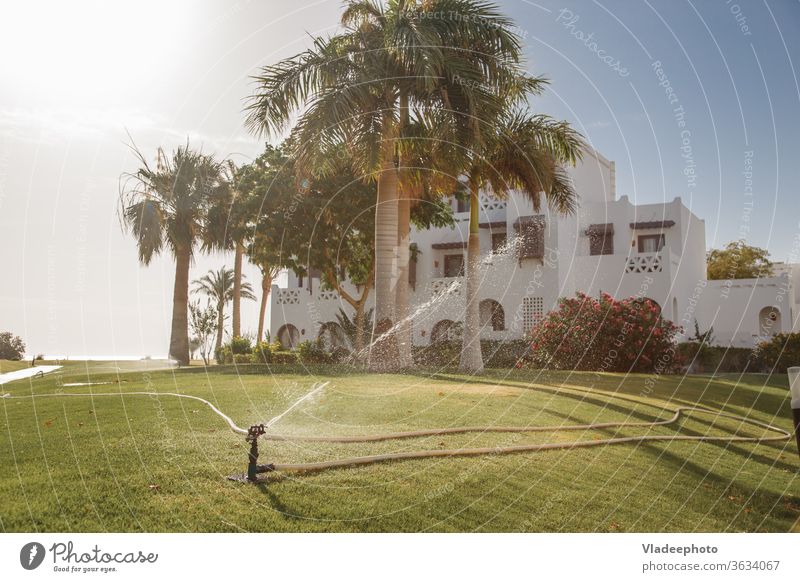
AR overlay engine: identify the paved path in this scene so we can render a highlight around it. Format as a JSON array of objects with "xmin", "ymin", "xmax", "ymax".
[{"xmin": 0, "ymin": 365, "xmax": 62, "ymax": 385}]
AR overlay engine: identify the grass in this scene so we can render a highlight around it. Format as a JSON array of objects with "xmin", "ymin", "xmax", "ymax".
[
  {"xmin": 0, "ymin": 359, "xmax": 32, "ymax": 374},
  {"xmin": 0, "ymin": 361, "xmax": 797, "ymax": 532}
]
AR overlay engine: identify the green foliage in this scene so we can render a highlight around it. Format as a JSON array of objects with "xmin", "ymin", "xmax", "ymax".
[
  {"xmin": 413, "ymin": 340, "xmax": 530, "ymax": 368},
  {"xmin": 0, "ymin": 331, "xmax": 25, "ymax": 360},
  {"xmin": 707, "ymin": 241, "xmax": 773, "ymax": 280},
  {"xmin": 229, "ymin": 336, "xmax": 252, "ymax": 355},
  {"xmin": 297, "ymin": 340, "xmax": 333, "ymax": 364},
  {"xmin": 188, "ymin": 300, "xmax": 218, "ymax": 365},
  {"xmin": 529, "ymin": 292, "xmax": 681, "ymax": 373},
  {"xmin": 676, "ymin": 343, "xmax": 755, "ymax": 373},
  {"xmin": 753, "ymin": 333, "xmax": 800, "ymax": 373},
  {"xmin": 335, "ymin": 308, "xmax": 374, "ymax": 351}
]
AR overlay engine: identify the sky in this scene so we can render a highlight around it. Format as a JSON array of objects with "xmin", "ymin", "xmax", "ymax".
[{"xmin": 0, "ymin": 0, "xmax": 798, "ymax": 359}]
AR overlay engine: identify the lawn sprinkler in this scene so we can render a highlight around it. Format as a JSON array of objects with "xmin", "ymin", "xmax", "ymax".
[
  {"xmin": 227, "ymin": 424, "xmax": 274, "ymax": 483},
  {"xmin": 789, "ymin": 367, "xmax": 800, "ymax": 459}
]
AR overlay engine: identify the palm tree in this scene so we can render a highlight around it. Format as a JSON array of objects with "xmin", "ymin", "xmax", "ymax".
[
  {"xmin": 192, "ymin": 267, "xmax": 256, "ymax": 354},
  {"xmin": 120, "ymin": 144, "xmax": 225, "ymax": 365},
  {"xmin": 245, "ymin": 0, "xmax": 535, "ymax": 370},
  {"xmin": 458, "ymin": 111, "xmax": 585, "ymax": 372}
]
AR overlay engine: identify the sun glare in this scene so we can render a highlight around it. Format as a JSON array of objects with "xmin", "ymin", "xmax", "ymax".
[{"xmin": 0, "ymin": 0, "xmax": 190, "ymax": 103}]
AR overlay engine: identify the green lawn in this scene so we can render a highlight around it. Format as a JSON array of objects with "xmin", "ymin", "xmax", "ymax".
[
  {"xmin": 0, "ymin": 359, "xmax": 32, "ymax": 374},
  {"xmin": 0, "ymin": 362, "xmax": 797, "ymax": 532}
]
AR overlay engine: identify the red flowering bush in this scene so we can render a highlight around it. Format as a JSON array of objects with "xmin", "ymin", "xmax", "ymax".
[{"xmin": 528, "ymin": 292, "xmax": 681, "ymax": 373}]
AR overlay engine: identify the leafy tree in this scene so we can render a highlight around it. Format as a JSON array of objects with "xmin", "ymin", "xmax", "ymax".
[
  {"xmin": 120, "ymin": 144, "xmax": 226, "ymax": 365},
  {"xmin": 192, "ymin": 267, "xmax": 255, "ymax": 354},
  {"xmin": 707, "ymin": 241, "xmax": 773, "ymax": 280},
  {"xmin": 235, "ymin": 146, "xmax": 293, "ymax": 342},
  {"xmin": 0, "ymin": 331, "xmax": 25, "ymax": 360},
  {"xmin": 188, "ymin": 300, "xmax": 218, "ymax": 365},
  {"xmin": 245, "ymin": 0, "xmax": 537, "ymax": 370}
]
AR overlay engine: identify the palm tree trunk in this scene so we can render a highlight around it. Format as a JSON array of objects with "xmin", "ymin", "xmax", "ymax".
[
  {"xmin": 257, "ymin": 270, "xmax": 272, "ymax": 342},
  {"xmin": 396, "ymin": 189, "xmax": 412, "ymax": 368},
  {"xmin": 169, "ymin": 245, "xmax": 191, "ymax": 366},
  {"xmin": 215, "ymin": 300, "xmax": 225, "ymax": 356},
  {"xmin": 459, "ymin": 182, "xmax": 484, "ymax": 373},
  {"xmin": 395, "ymin": 90, "xmax": 412, "ymax": 368},
  {"xmin": 369, "ymin": 134, "xmax": 400, "ymax": 371},
  {"xmin": 232, "ymin": 241, "xmax": 244, "ymax": 338}
]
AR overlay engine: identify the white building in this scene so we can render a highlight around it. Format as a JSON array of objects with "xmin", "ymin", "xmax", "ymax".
[{"xmin": 268, "ymin": 149, "xmax": 799, "ymax": 351}]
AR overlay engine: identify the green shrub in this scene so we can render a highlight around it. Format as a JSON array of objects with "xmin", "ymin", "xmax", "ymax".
[
  {"xmin": 297, "ymin": 340, "xmax": 332, "ymax": 364},
  {"xmin": 677, "ymin": 343, "xmax": 756, "ymax": 373},
  {"xmin": 270, "ymin": 351, "xmax": 298, "ymax": 364},
  {"xmin": 251, "ymin": 340, "xmax": 272, "ymax": 364},
  {"xmin": 229, "ymin": 336, "xmax": 252, "ymax": 355},
  {"xmin": 753, "ymin": 333, "xmax": 800, "ymax": 373},
  {"xmin": 215, "ymin": 345, "xmax": 232, "ymax": 365},
  {"xmin": 233, "ymin": 353, "xmax": 251, "ymax": 364}
]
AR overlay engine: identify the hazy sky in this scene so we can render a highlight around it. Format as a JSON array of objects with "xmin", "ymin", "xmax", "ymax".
[{"xmin": 1, "ymin": 0, "xmax": 798, "ymax": 358}]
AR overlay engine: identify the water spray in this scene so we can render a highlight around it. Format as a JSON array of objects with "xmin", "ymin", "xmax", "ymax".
[{"xmin": 789, "ymin": 366, "xmax": 800, "ymax": 459}]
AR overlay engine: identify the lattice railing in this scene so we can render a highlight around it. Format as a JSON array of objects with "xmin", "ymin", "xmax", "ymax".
[
  {"xmin": 431, "ymin": 277, "xmax": 462, "ymax": 296},
  {"xmin": 276, "ymin": 289, "xmax": 301, "ymax": 305},
  {"xmin": 626, "ymin": 253, "xmax": 663, "ymax": 273},
  {"xmin": 480, "ymin": 193, "xmax": 506, "ymax": 211},
  {"xmin": 317, "ymin": 290, "xmax": 338, "ymax": 302}
]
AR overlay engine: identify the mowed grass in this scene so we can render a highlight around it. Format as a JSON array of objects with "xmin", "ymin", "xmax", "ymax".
[
  {"xmin": 0, "ymin": 359, "xmax": 32, "ymax": 374},
  {"xmin": 0, "ymin": 362, "xmax": 797, "ymax": 532}
]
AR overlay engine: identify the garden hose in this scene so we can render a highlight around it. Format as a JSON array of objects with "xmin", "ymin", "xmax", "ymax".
[{"xmin": 2, "ymin": 384, "xmax": 792, "ymax": 475}]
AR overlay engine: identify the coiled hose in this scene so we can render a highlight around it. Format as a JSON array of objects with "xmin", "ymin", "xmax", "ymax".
[{"xmin": 3, "ymin": 383, "xmax": 792, "ymax": 474}]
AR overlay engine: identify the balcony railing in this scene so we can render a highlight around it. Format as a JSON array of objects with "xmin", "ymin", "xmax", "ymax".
[
  {"xmin": 626, "ymin": 252, "xmax": 664, "ymax": 273},
  {"xmin": 430, "ymin": 276, "xmax": 462, "ymax": 296}
]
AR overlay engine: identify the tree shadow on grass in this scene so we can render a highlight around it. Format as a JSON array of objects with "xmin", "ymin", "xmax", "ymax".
[{"xmin": 412, "ymin": 371, "xmax": 669, "ymax": 425}]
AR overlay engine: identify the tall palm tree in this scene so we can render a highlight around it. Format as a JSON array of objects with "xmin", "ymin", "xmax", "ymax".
[
  {"xmin": 192, "ymin": 267, "xmax": 256, "ymax": 353},
  {"xmin": 245, "ymin": 0, "xmax": 534, "ymax": 370},
  {"xmin": 120, "ymin": 144, "xmax": 225, "ymax": 365},
  {"xmin": 458, "ymin": 111, "xmax": 585, "ymax": 372}
]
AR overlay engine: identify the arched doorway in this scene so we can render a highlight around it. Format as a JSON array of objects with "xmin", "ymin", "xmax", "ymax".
[
  {"xmin": 318, "ymin": 321, "xmax": 347, "ymax": 350},
  {"xmin": 479, "ymin": 299, "xmax": 505, "ymax": 331},
  {"xmin": 277, "ymin": 324, "xmax": 300, "ymax": 349},
  {"xmin": 431, "ymin": 319, "xmax": 461, "ymax": 343},
  {"xmin": 758, "ymin": 306, "xmax": 781, "ymax": 337}
]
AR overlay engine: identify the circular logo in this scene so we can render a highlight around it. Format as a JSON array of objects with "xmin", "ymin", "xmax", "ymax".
[{"xmin": 20, "ymin": 542, "xmax": 46, "ymax": 570}]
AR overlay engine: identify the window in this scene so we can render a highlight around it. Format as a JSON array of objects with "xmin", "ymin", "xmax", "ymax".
[
  {"xmin": 515, "ymin": 216, "xmax": 545, "ymax": 260},
  {"xmin": 491, "ymin": 232, "xmax": 507, "ymax": 253},
  {"xmin": 444, "ymin": 254, "xmax": 464, "ymax": 277},
  {"xmin": 456, "ymin": 196, "xmax": 469, "ymax": 213},
  {"xmin": 638, "ymin": 234, "xmax": 665, "ymax": 253},
  {"xmin": 522, "ymin": 296, "xmax": 544, "ymax": 335},
  {"xmin": 587, "ymin": 225, "xmax": 614, "ymax": 255}
]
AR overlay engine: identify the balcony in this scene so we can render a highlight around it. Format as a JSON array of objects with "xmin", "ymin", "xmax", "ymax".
[{"xmin": 430, "ymin": 276, "xmax": 462, "ymax": 296}]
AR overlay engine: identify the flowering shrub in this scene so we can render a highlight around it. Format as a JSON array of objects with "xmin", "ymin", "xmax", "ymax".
[{"xmin": 528, "ymin": 292, "xmax": 681, "ymax": 373}]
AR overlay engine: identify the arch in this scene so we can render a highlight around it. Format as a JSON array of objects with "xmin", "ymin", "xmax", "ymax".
[
  {"xmin": 276, "ymin": 324, "xmax": 300, "ymax": 349},
  {"xmin": 318, "ymin": 321, "xmax": 348, "ymax": 350},
  {"xmin": 479, "ymin": 299, "xmax": 505, "ymax": 331},
  {"xmin": 758, "ymin": 306, "xmax": 781, "ymax": 336},
  {"xmin": 431, "ymin": 319, "xmax": 461, "ymax": 344}
]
